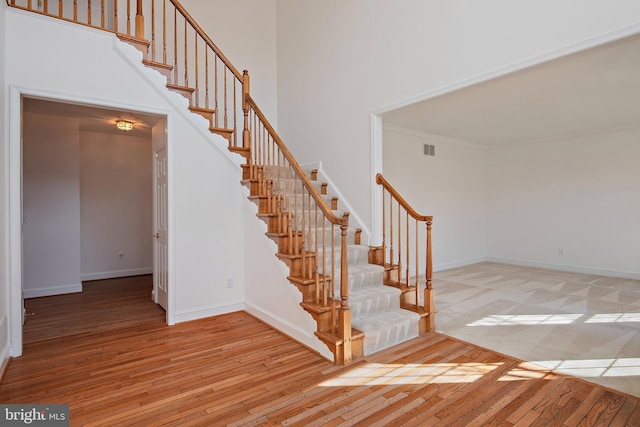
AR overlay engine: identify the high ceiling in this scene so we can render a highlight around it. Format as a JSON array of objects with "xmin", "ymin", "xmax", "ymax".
[
  {"xmin": 381, "ymin": 34, "xmax": 640, "ymax": 147},
  {"xmin": 22, "ymin": 97, "xmax": 161, "ymax": 138}
]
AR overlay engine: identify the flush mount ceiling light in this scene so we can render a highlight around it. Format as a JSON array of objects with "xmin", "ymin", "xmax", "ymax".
[{"xmin": 116, "ymin": 120, "xmax": 134, "ymax": 131}]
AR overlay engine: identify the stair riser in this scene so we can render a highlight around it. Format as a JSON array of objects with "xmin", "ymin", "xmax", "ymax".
[
  {"xmin": 292, "ymin": 282, "xmax": 316, "ymax": 303},
  {"xmin": 281, "ymin": 255, "xmax": 316, "ymax": 278},
  {"xmin": 251, "ymin": 196, "xmax": 280, "ymax": 215},
  {"xmin": 257, "ymin": 214, "xmax": 282, "ymax": 234},
  {"xmin": 268, "ymin": 233, "xmax": 303, "ymax": 255}
]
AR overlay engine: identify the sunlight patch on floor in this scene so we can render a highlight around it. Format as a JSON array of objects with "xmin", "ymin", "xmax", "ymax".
[
  {"xmin": 585, "ymin": 313, "xmax": 640, "ymax": 323},
  {"xmin": 498, "ymin": 363, "xmax": 549, "ymax": 381},
  {"xmin": 466, "ymin": 313, "xmax": 583, "ymax": 326},
  {"xmin": 320, "ymin": 362, "xmax": 503, "ymax": 387},
  {"xmin": 531, "ymin": 358, "xmax": 640, "ymax": 377}
]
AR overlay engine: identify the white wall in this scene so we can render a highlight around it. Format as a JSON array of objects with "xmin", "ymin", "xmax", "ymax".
[
  {"xmin": 23, "ymin": 113, "xmax": 82, "ymax": 298},
  {"xmin": 487, "ymin": 128, "xmax": 640, "ymax": 278},
  {"xmin": 383, "ymin": 126, "xmax": 487, "ymax": 270},
  {"xmin": 276, "ymin": 0, "xmax": 640, "ymax": 232},
  {"xmin": 80, "ymin": 131, "xmax": 153, "ymax": 280},
  {"xmin": 0, "ymin": 1, "xmax": 9, "ymax": 364},
  {"xmin": 179, "ymin": 0, "xmax": 278, "ymax": 124}
]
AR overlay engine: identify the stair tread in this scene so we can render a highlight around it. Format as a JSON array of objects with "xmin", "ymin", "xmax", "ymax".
[
  {"xmin": 189, "ymin": 105, "xmax": 216, "ymax": 114},
  {"xmin": 300, "ymin": 300, "xmax": 339, "ymax": 314},
  {"xmin": 315, "ymin": 329, "xmax": 365, "ymax": 345},
  {"xmin": 142, "ymin": 59, "xmax": 173, "ymax": 70},
  {"xmin": 288, "ymin": 275, "xmax": 329, "ymax": 286},
  {"xmin": 117, "ymin": 33, "xmax": 150, "ymax": 47},
  {"xmin": 210, "ymin": 126, "xmax": 234, "ymax": 133},
  {"xmin": 166, "ymin": 83, "xmax": 195, "ymax": 93}
]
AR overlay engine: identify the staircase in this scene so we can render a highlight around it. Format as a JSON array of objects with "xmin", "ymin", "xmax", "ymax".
[{"xmin": 8, "ymin": 0, "xmax": 436, "ymax": 364}]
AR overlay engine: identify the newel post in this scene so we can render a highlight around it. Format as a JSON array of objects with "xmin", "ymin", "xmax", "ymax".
[
  {"xmin": 242, "ymin": 70, "xmax": 251, "ymax": 151},
  {"xmin": 424, "ymin": 219, "xmax": 435, "ymax": 332},
  {"xmin": 338, "ymin": 212, "xmax": 352, "ymax": 363},
  {"xmin": 135, "ymin": 0, "xmax": 144, "ymax": 39}
]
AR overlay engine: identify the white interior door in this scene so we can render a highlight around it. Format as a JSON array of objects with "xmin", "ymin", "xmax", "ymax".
[{"xmin": 153, "ymin": 145, "xmax": 168, "ymax": 310}]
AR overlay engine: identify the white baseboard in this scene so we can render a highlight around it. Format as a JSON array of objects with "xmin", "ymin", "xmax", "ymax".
[
  {"xmin": 486, "ymin": 257, "xmax": 640, "ymax": 280},
  {"xmin": 174, "ymin": 302, "xmax": 244, "ymax": 324},
  {"xmin": 81, "ymin": 268, "xmax": 153, "ymax": 281},
  {"xmin": 244, "ymin": 302, "xmax": 333, "ymax": 361},
  {"xmin": 23, "ymin": 283, "xmax": 82, "ymax": 298}
]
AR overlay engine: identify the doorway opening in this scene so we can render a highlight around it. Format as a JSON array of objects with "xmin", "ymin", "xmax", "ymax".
[{"xmin": 17, "ymin": 96, "xmax": 169, "ymax": 349}]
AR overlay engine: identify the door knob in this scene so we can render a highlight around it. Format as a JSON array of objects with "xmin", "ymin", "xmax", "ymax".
[{"xmin": 153, "ymin": 233, "xmax": 161, "ymax": 238}]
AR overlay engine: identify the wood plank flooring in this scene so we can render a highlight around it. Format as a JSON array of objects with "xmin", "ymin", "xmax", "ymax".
[{"xmin": 2, "ymin": 276, "xmax": 639, "ymax": 426}]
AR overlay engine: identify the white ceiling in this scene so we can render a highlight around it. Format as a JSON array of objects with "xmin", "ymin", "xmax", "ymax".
[
  {"xmin": 22, "ymin": 97, "xmax": 161, "ymax": 138},
  {"xmin": 381, "ymin": 34, "xmax": 640, "ymax": 147}
]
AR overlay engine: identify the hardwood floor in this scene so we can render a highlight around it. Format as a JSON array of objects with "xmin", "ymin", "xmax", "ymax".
[
  {"xmin": 2, "ymin": 277, "xmax": 639, "ymax": 426},
  {"xmin": 22, "ymin": 275, "xmax": 166, "ymax": 344}
]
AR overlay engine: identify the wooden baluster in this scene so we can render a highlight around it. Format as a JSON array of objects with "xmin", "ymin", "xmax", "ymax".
[
  {"xmin": 101, "ymin": 0, "xmax": 105, "ymax": 28},
  {"xmin": 241, "ymin": 70, "xmax": 251, "ymax": 148},
  {"xmin": 397, "ymin": 202, "xmax": 402, "ymax": 284},
  {"xmin": 331, "ymin": 223, "xmax": 336, "ymax": 332},
  {"xmin": 87, "ymin": 0, "xmax": 91, "ymax": 25},
  {"xmin": 162, "ymin": 0, "xmax": 167, "ymax": 63},
  {"xmin": 389, "ymin": 194, "xmax": 394, "ymax": 274},
  {"xmin": 257, "ymin": 118, "xmax": 263, "ymax": 194},
  {"xmin": 266, "ymin": 129, "xmax": 272, "ymax": 212},
  {"xmin": 322, "ymin": 207, "xmax": 327, "ymax": 307},
  {"xmin": 183, "ymin": 19, "xmax": 188, "ymax": 87},
  {"xmin": 27, "ymin": 0, "xmax": 31, "ymax": 10},
  {"xmin": 113, "ymin": 0, "xmax": 118, "ymax": 32},
  {"xmin": 307, "ymin": 186, "xmax": 318, "ymax": 280},
  {"xmin": 382, "ymin": 187, "xmax": 386, "ymax": 268},
  {"xmin": 285, "ymin": 166, "xmax": 296, "ymax": 244},
  {"xmin": 405, "ymin": 211, "xmax": 409, "ymax": 288},
  {"xmin": 214, "ymin": 57, "xmax": 219, "ymax": 127},
  {"xmin": 204, "ymin": 50, "xmax": 209, "ymax": 109},
  {"xmin": 415, "ymin": 219, "xmax": 419, "ymax": 308},
  {"xmin": 233, "ymin": 78, "xmax": 238, "ymax": 147},
  {"xmin": 301, "ymin": 185, "xmax": 306, "ymax": 275},
  {"xmin": 194, "ymin": 35, "xmax": 199, "ymax": 105},
  {"xmin": 316, "ymin": 196, "xmax": 324, "ymax": 302},
  {"xmin": 291, "ymin": 176, "xmax": 300, "ymax": 256},
  {"xmin": 223, "ymin": 68, "xmax": 228, "ymax": 129},
  {"xmin": 338, "ymin": 212, "xmax": 351, "ymax": 364},
  {"xmin": 135, "ymin": 0, "xmax": 144, "ymax": 39},
  {"xmin": 43, "ymin": 0, "xmax": 48, "ymax": 14},
  {"xmin": 126, "ymin": 0, "xmax": 130, "ymax": 35},
  {"xmin": 172, "ymin": 9, "xmax": 177, "ymax": 82},
  {"xmin": 150, "ymin": 0, "xmax": 155, "ymax": 60},
  {"xmin": 425, "ymin": 220, "xmax": 434, "ymax": 332},
  {"xmin": 276, "ymin": 150, "xmax": 282, "ymax": 232},
  {"xmin": 73, "ymin": 0, "xmax": 77, "ymax": 21}
]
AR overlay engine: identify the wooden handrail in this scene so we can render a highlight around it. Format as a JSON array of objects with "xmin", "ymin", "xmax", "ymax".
[
  {"xmin": 376, "ymin": 173, "xmax": 432, "ymax": 222},
  {"xmin": 246, "ymin": 95, "xmax": 347, "ymax": 226}
]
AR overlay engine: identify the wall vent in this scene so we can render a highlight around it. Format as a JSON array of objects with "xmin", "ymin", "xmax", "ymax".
[{"xmin": 423, "ymin": 144, "xmax": 435, "ymax": 156}]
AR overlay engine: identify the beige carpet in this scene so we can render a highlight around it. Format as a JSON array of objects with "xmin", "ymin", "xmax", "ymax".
[{"xmin": 430, "ymin": 262, "xmax": 640, "ymax": 397}]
